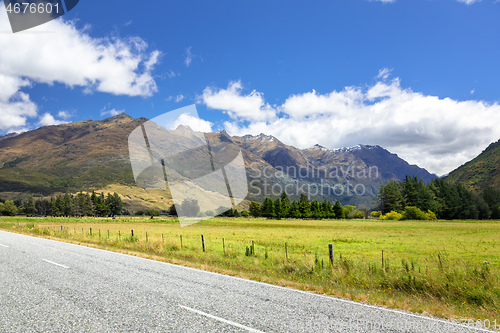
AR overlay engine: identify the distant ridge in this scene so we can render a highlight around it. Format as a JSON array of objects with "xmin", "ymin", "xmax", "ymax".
[
  {"xmin": 0, "ymin": 114, "xmax": 437, "ymax": 208},
  {"xmin": 446, "ymin": 139, "xmax": 500, "ymax": 192}
]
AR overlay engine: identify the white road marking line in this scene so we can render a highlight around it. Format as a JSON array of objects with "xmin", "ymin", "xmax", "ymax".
[
  {"xmin": 179, "ymin": 305, "xmax": 265, "ymax": 333},
  {"xmin": 0, "ymin": 243, "xmax": 9, "ymax": 248},
  {"xmin": 43, "ymin": 259, "xmax": 69, "ymax": 269}
]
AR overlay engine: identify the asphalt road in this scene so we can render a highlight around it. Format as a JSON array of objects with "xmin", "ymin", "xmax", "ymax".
[{"xmin": 0, "ymin": 230, "xmax": 493, "ymax": 332}]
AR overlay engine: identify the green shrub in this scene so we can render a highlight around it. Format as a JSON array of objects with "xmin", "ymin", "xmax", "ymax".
[
  {"xmin": 352, "ymin": 210, "xmax": 365, "ymax": 219},
  {"xmin": 401, "ymin": 206, "xmax": 427, "ymax": 220},
  {"xmin": 425, "ymin": 210, "xmax": 437, "ymax": 220},
  {"xmin": 145, "ymin": 210, "xmax": 160, "ymax": 217},
  {"xmin": 380, "ymin": 211, "xmax": 403, "ymax": 220},
  {"xmin": 371, "ymin": 211, "xmax": 382, "ymax": 218}
]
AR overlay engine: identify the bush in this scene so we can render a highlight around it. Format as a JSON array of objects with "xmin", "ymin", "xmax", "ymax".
[
  {"xmin": 241, "ymin": 211, "xmax": 250, "ymax": 217},
  {"xmin": 380, "ymin": 211, "xmax": 403, "ymax": 220},
  {"xmin": 425, "ymin": 210, "xmax": 437, "ymax": 220},
  {"xmin": 371, "ymin": 211, "xmax": 382, "ymax": 218},
  {"xmin": 343, "ymin": 205, "xmax": 357, "ymax": 219},
  {"xmin": 401, "ymin": 206, "xmax": 427, "ymax": 220},
  {"xmin": 352, "ymin": 210, "xmax": 365, "ymax": 219},
  {"xmin": 145, "ymin": 210, "xmax": 160, "ymax": 217},
  {"xmin": 0, "ymin": 200, "xmax": 19, "ymax": 216}
]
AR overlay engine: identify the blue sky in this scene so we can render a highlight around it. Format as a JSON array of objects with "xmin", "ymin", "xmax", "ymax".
[{"xmin": 1, "ymin": 0, "xmax": 500, "ymax": 175}]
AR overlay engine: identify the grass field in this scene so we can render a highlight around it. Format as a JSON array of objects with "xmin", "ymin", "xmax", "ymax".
[{"xmin": 1, "ymin": 216, "xmax": 499, "ymax": 328}]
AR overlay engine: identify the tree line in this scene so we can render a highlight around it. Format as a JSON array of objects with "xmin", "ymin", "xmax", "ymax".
[
  {"xmin": 376, "ymin": 176, "xmax": 500, "ymax": 220},
  {"xmin": 0, "ymin": 192, "xmax": 124, "ymax": 217},
  {"xmin": 247, "ymin": 192, "xmax": 365, "ymax": 219}
]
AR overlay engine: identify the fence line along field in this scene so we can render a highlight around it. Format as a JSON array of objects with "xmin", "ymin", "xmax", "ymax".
[{"xmin": 1, "ymin": 216, "xmax": 499, "ymax": 328}]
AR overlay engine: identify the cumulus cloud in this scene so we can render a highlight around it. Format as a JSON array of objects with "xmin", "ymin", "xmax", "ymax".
[
  {"xmin": 173, "ymin": 113, "xmax": 213, "ymax": 132},
  {"xmin": 38, "ymin": 113, "xmax": 69, "ymax": 126},
  {"xmin": 0, "ymin": 6, "xmax": 160, "ymax": 133},
  {"xmin": 0, "ymin": 92, "xmax": 37, "ymax": 132},
  {"xmin": 202, "ymin": 81, "xmax": 277, "ymax": 122},
  {"xmin": 203, "ymin": 77, "xmax": 500, "ymax": 176}
]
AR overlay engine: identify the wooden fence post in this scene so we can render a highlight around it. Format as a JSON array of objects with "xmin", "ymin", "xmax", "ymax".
[
  {"xmin": 285, "ymin": 242, "xmax": 288, "ymax": 261},
  {"xmin": 180, "ymin": 235, "xmax": 183, "ymax": 249},
  {"xmin": 222, "ymin": 238, "xmax": 225, "ymax": 254},
  {"xmin": 329, "ymin": 244, "xmax": 334, "ymax": 266},
  {"xmin": 90, "ymin": 228, "xmax": 92, "ymax": 236},
  {"xmin": 382, "ymin": 250, "xmax": 384, "ymax": 268},
  {"xmin": 201, "ymin": 235, "xmax": 205, "ymax": 252},
  {"xmin": 146, "ymin": 232, "xmax": 148, "ymax": 242},
  {"xmin": 131, "ymin": 230, "xmax": 134, "ymax": 237}
]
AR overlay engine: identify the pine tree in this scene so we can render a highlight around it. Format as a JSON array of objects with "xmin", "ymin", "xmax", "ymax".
[
  {"xmin": 261, "ymin": 197, "xmax": 275, "ymax": 218},
  {"xmin": 277, "ymin": 192, "xmax": 290, "ymax": 218},
  {"xmin": 483, "ymin": 187, "xmax": 500, "ymax": 219},
  {"xmin": 333, "ymin": 200, "xmax": 344, "ymax": 219},
  {"xmin": 289, "ymin": 201, "xmax": 302, "ymax": 218},
  {"xmin": 248, "ymin": 201, "xmax": 262, "ymax": 217},
  {"xmin": 311, "ymin": 201, "xmax": 324, "ymax": 219},
  {"xmin": 322, "ymin": 200, "xmax": 334, "ymax": 218},
  {"xmin": 377, "ymin": 180, "xmax": 405, "ymax": 213},
  {"xmin": 22, "ymin": 195, "xmax": 36, "ymax": 216}
]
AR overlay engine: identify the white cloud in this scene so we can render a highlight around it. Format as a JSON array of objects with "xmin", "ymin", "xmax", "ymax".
[
  {"xmin": 0, "ymin": 92, "xmax": 37, "ymax": 132},
  {"xmin": 457, "ymin": 0, "xmax": 481, "ymax": 4},
  {"xmin": 370, "ymin": 0, "xmax": 396, "ymax": 3},
  {"xmin": 202, "ymin": 81, "xmax": 277, "ymax": 122},
  {"xmin": 377, "ymin": 68, "xmax": 393, "ymax": 80},
  {"xmin": 204, "ymin": 77, "xmax": 500, "ymax": 176},
  {"xmin": 166, "ymin": 94, "xmax": 186, "ymax": 103},
  {"xmin": 57, "ymin": 110, "xmax": 73, "ymax": 119},
  {"xmin": 185, "ymin": 47, "xmax": 194, "ymax": 67},
  {"xmin": 100, "ymin": 107, "xmax": 124, "ymax": 117},
  {"xmin": 173, "ymin": 113, "xmax": 213, "ymax": 132},
  {"xmin": 38, "ymin": 113, "xmax": 69, "ymax": 126},
  {"xmin": 0, "ymin": 7, "xmax": 160, "ymax": 133}
]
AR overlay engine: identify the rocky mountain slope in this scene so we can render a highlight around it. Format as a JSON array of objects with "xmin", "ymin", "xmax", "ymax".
[
  {"xmin": 0, "ymin": 113, "xmax": 437, "ymax": 208},
  {"xmin": 446, "ymin": 139, "xmax": 500, "ymax": 193}
]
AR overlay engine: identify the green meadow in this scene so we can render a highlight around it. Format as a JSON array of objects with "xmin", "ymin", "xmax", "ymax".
[{"xmin": 1, "ymin": 216, "xmax": 499, "ymax": 327}]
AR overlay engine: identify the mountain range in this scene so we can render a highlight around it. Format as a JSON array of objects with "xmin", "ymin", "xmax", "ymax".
[{"xmin": 1, "ymin": 113, "xmax": 494, "ymax": 211}]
